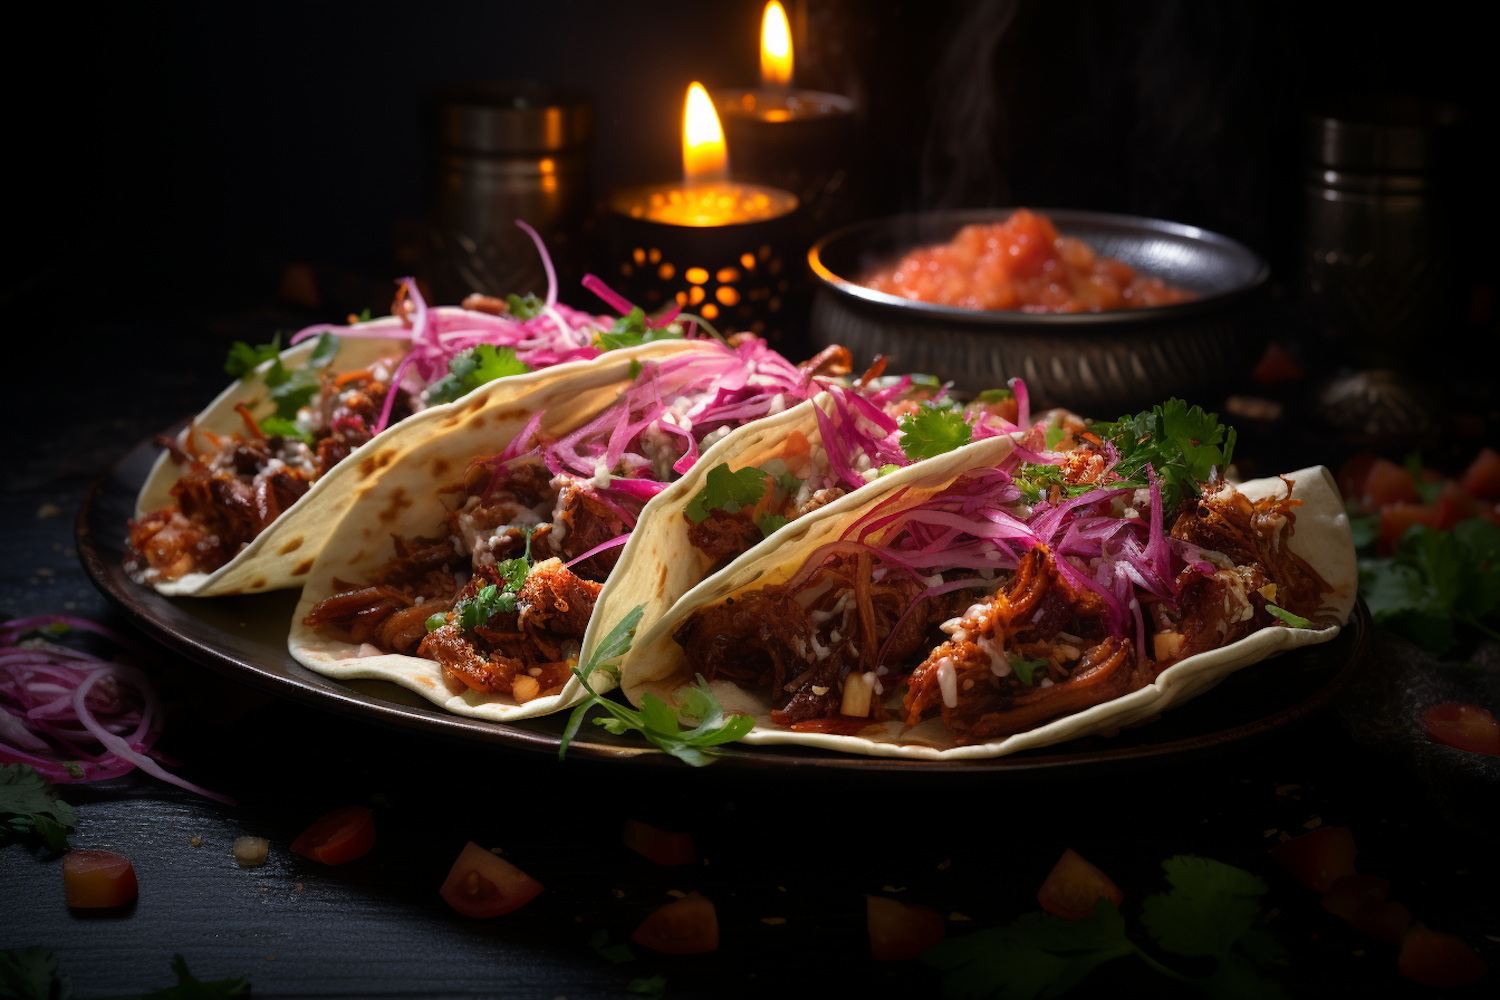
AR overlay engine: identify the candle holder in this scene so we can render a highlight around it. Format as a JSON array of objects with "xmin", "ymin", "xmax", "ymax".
[
  {"xmin": 715, "ymin": 89, "xmax": 858, "ymax": 238},
  {"xmin": 606, "ymin": 184, "xmax": 802, "ymax": 348}
]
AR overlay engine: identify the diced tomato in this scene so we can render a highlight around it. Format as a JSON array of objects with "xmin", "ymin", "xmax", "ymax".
[
  {"xmin": 1362, "ymin": 458, "xmax": 1420, "ymax": 509},
  {"xmin": 1435, "ymin": 482, "xmax": 1485, "ymax": 529},
  {"xmin": 438, "ymin": 841, "xmax": 543, "ymax": 918},
  {"xmin": 1251, "ymin": 342, "xmax": 1305, "ymax": 385},
  {"xmin": 290, "ymin": 805, "xmax": 375, "ymax": 865},
  {"xmin": 1378, "ymin": 503, "xmax": 1441, "ymax": 555},
  {"xmin": 62, "ymin": 850, "xmax": 139, "ymax": 908},
  {"xmin": 622, "ymin": 820, "xmax": 696, "ymax": 866},
  {"xmin": 1320, "ymin": 875, "xmax": 1411, "ymax": 945},
  {"xmin": 631, "ymin": 892, "xmax": 719, "ymax": 955},
  {"xmin": 867, "ymin": 896, "xmax": 946, "ymax": 961},
  {"xmin": 1270, "ymin": 826, "xmax": 1357, "ymax": 893},
  {"xmin": 1460, "ymin": 447, "xmax": 1500, "ymax": 500},
  {"xmin": 1337, "ymin": 453, "xmax": 1380, "ymax": 506},
  {"xmin": 1422, "ymin": 703, "xmax": 1500, "ymax": 756},
  {"xmin": 1036, "ymin": 849, "xmax": 1123, "ymax": 920},
  {"xmin": 1398, "ymin": 923, "xmax": 1490, "ymax": 987}
]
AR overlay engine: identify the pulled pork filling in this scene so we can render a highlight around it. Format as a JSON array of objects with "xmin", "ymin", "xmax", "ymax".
[
  {"xmin": 675, "ymin": 475, "xmax": 1331, "ymax": 743},
  {"xmin": 126, "ymin": 372, "xmax": 410, "ymax": 583},
  {"xmin": 302, "ymin": 460, "xmax": 634, "ymax": 702}
]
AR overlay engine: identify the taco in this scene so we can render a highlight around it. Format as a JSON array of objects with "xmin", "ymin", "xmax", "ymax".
[
  {"xmin": 618, "ymin": 400, "xmax": 1358, "ymax": 759},
  {"xmin": 126, "ymin": 245, "xmax": 692, "ymax": 596},
  {"xmin": 286, "ymin": 339, "xmax": 1035, "ymax": 722}
]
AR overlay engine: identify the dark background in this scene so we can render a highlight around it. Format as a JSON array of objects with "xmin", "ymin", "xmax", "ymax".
[{"xmin": 6, "ymin": 0, "xmax": 1493, "ymax": 339}]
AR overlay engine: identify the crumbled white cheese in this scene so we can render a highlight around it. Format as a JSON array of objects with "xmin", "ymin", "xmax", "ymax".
[{"xmin": 936, "ymin": 658, "xmax": 958, "ymax": 708}]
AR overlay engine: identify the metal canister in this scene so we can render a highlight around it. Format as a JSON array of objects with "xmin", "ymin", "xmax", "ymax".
[
  {"xmin": 1299, "ymin": 98, "xmax": 1465, "ymax": 368},
  {"xmin": 425, "ymin": 82, "xmax": 592, "ymax": 304}
]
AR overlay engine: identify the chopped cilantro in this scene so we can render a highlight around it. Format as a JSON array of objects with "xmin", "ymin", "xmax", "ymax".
[
  {"xmin": 925, "ymin": 856, "xmax": 1284, "ymax": 999},
  {"xmin": 223, "ymin": 334, "xmax": 281, "ymax": 379},
  {"xmin": 259, "ymin": 332, "xmax": 341, "ymax": 426},
  {"xmin": 560, "ymin": 606, "xmax": 753, "ymax": 766},
  {"xmin": 433, "ymin": 534, "xmax": 535, "ymax": 632},
  {"xmin": 596, "ymin": 308, "xmax": 685, "ymax": 351},
  {"xmin": 1044, "ymin": 426, "xmax": 1067, "ymax": 449},
  {"xmin": 425, "ymin": 345, "xmax": 530, "ymax": 405},
  {"xmin": 779, "ymin": 472, "xmax": 802, "ymax": 493},
  {"xmin": 684, "ymin": 464, "xmax": 768, "ymax": 524},
  {"xmin": 1091, "ymin": 398, "xmax": 1237, "ymax": 512},
  {"xmin": 507, "ymin": 293, "xmax": 544, "ymax": 319},
  {"xmin": 258, "ymin": 416, "xmax": 311, "ymax": 443},
  {"xmin": 588, "ymin": 930, "xmax": 636, "ymax": 965},
  {"xmin": 898, "ymin": 404, "xmax": 973, "ymax": 461},
  {"xmin": 1265, "ymin": 605, "xmax": 1313, "ymax": 629},
  {"xmin": 142, "ymin": 954, "xmax": 251, "ymax": 999},
  {"xmin": 973, "ymin": 387, "xmax": 1014, "ymax": 403},
  {"xmin": 356, "ymin": 307, "xmax": 372, "ymax": 322},
  {"xmin": 0, "ymin": 764, "xmax": 77, "ymax": 853},
  {"xmin": 1358, "ymin": 518, "xmax": 1500, "ymax": 654},
  {"xmin": 0, "ymin": 946, "xmax": 70, "ymax": 1000},
  {"xmin": 756, "ymin": 513, "xmax": 789, "ymax": 537},
  {"xmin": 627, "ymin": 974, "xmax": 667, "ymax": 998},
  {"xmin": 1008, "ymin": 655, "xmax": 1048, "ymax": 686},
  {"xmin": 878, "ymin": 464, "xmax": 900, "ymax": 478},
  {"xmin": 628, "ymin": 359, "xmax": 644, "ymax": 380}
]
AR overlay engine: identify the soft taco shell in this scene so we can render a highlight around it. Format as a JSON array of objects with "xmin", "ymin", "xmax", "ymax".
[
  {"xmin": 624, "ymin": 458, "xmax": 1357, "ymax": 760},
  {"xmin": 286, "ymin": 339, "xmax": 714, "ymax": 721},
  {"xmin": 138, "ymin": 317, "xmax": 694, "ymax": 597}
]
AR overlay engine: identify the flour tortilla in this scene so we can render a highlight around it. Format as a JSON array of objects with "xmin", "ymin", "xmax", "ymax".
[
  {"xmin": 137, "ymin": 313, "xmax": 686, "ymax": 596},
  {"xmin": 623, "ymin": 460, "xmax": 1358, "ymax": 760},
  {"xmin": 286, "ymin": 339, "xmax": 726, "ymax": 721}
]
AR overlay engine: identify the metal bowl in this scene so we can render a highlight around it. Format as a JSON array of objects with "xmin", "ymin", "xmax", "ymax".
[{"xmin": 807, "ymin": 208, "xmax": 1270, "ymax": 412}]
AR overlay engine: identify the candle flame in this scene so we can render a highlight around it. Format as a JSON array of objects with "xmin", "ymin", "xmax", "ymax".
[
  {"xmin": 682, "ymin": 82, "xmax": 727, "ymax": 185},
  {"xmin": 760, "ymin": 1, "xmax": 793, "ymax": 88}
]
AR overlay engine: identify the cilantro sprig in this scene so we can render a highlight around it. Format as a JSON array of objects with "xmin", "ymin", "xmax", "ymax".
[
  {"xmin": 0, "ymin": 764, "xmax": 77, "ymax": 853},
  {"xmin": 1090, "ymin": 399, "xmax": 1237, "ymax": 513},
  {"xmin": 507, "ymin": 293, "xmax": 544, "ymax": 320},
  {"xmin": 898, "ymin": 404, "xmax": 973, "ymax": 461},
  {"xmin": 595, "ymin": 308, "xmax": 685, "ymax": 351},
  {"xmin": 1359, "ymin": 519, "xmax": 1500, "ymax": 654},
  {"xmin": 425, "ymin": 345, "xmax": 530, "ymax": 406},
  {"xmin": 428, "ymin": 536, "xmax": 534, "ymax": 633},
  {"xmin": 144, "ymin": 954, "xmax": 252, "ymax": 999},
  {"xmin": 1008, "ymin": 654, "xmax": 1048, "ymax": 686},
  {"xmin": 684, "ymin": 465, "xmax": 767, "ymax": 524},
  {"xmin": 1264, "ymin": 605, "xmax": 1313, "ymax": 629},
  {"xmin": 925, "ymin": 856, "xmax": 1285, "ymax": 999},
  {"xmin": 559, "ymin": 606, "xmax": 754, "ymax": 766},
  {"xmin": 224, "ymin": 334, "xmax": 282, "ymax": 379},
  {"xmin": 226, "ymin": 332, "xmax": 341, "ymax": 442}
]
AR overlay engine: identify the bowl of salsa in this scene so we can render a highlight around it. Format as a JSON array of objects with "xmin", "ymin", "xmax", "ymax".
[{"xmin": 807, "ymin": 208, "xmax": 1268, "ymax": 410}]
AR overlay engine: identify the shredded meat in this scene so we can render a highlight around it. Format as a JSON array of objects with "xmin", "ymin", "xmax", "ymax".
[
  {"xmin": 794, "ymin": 488, "xmax": 846, "ymax": 518},
  {"xmin": 516, "ymin": 558, "xmax": 602, "ymax": 637},
  {"xmin": 300, "ymin": 585, "xmax": 415, "ymax": 646},
  {"xmin": 685, "ymin": 509, "xmax": 764, "ymax": 564},
  {"xmin": 551, "ymin": 479, "xmax": 635, "ymax": 580}
]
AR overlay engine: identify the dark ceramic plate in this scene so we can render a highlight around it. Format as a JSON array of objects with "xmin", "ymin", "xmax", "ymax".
[
  {"xmin": 806, "ymin": 208, "xmax": 1271, "ymax": 411},
  {"xmin": 79, "ymin": 429, "xmax": 1366, "ymax": 775}
]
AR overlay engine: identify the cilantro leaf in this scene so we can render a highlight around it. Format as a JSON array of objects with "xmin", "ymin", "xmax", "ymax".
[
  {"xmin": 223, "ymin": 334, "xmax": 281, "ymax": 379},
  {"xmin": 925, "ymin": 902, "xmax": 1135, "ymax": 1000},
  {"xmin": 0, "ymin": 765, "xmax": 77, "ymax": 852},
  {"xmin": 756, "ymin": 513, "xmax": 788, "ymax": 537},
  {"xmin": 878, "ymin": 464, "xmax": 900, "ymax": 478},
  {"xmin": 1008, "ymin": 655, "xmax": 1047, "ymax": 686},
  {"xmin": 1091, "ymin": 399, "xmax": 1236, "ymax": 513},
  {"xmin": 257, "ymin": 333, "xmax": 341, "ymax": 424},
  {"xmin": 306, "ymin": 332, "xmax": 340, "ymax": 369},
  {"xmin": 1044, "ymin": 426, "xmax": 1067, "ymax": 449},
  {"xmin": 560, "ymin": 607, "xmax": 751, "ymax": 766},
  {"xmin": 627, "ymin": 975, "xmax": 667, "ymax": 998},
  {"xmin": 588, "ymin": 929, "xmax": 636, "ymax": 964},
  {"xmin": 1359, "ymin": 519, "xmax": 1500, "ymax": 653},
  {"xmin": 1264, "ymin": 605, "xmax": 1313, "ymax": 629},
  {"xmin": 973, "ymin": 388, "xmax": 1014, "ymax": 403},
  {"xmin": 0, "ymin": 946, "xmax": 71, "ymax": 1000},
  {"xmin": 1348, "ymin": 514, "xmax": 1379, "ymax": 551},
  {"xmin": 507, "ymin": 293, "xmax": 544, "ymax": 319},
  {"xmin": 142, "ymin": 954, "xmax": 251, "ymax": 999},
  {"xmin": 684, "ymin": 464, "xmax": 768, "ymax": 524},
  {"xmin": 595, "ymin": 308, "xmax": 685, "ymax": 351},
  {"xmin": 628, "ymin": 359, "xmax": 644, "ymax": 380},
  {"xmin": 899, "ymin": 404, "xmax": 973, "ymax": 461},
  {"xmin": 425, "ymin": 345, "xmax": 531, "ymax": 405},
  {"xmin": 258, "ymin": 416, "xmax": 312, "ymax": 443},
  {"xmin": 441, "ymin": 546, "xmax": 535, "ymax": 633},
  {"xmin": 1141, "ymin": 857, "xmax": 1270, "ymax": 962}
]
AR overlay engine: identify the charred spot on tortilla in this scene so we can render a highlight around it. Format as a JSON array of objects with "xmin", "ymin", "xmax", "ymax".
[
  {"xmin": 359, "ymin": 456, "xmax": 379, "ymax": 479},
  {"xmin": 378, "ymin": 488, "xmax": 412, "ymax": 523},
  {"xmin": 278, "ymin": 536, "xmax": 304, "ymax": 555},
  {"xmin": 657, "ymin": 563, "xmax": 670, "ymax": 597},
  {"xmin": 249, "ymin": 577, "xmax": 266, "ymax": 589},
  {"xmin": 432, "ymin": 457, "xmax": 450, "ymax": 477},
  {"xmin": 464, "ymin": 397, "xmax": 485, "ymax": 415},
  {"xmin": 292, "ymin": 559, "xmax": 314, "ymax": 576},
  {"xmin": 441, "ymin": 415, "xmax": 461, "ymax": 429},
  {"xmin": 375, "ymin": 450, "xmax": 395, "ymax": 470}
]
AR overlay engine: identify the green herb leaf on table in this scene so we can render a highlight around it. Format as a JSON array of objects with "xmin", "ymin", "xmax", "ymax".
[
  {"xmin": 925, "ymin": 855, "xmax": 1285, "ymax": 1000},
  {"xmin": 899, "ymin": 404, "xmax": 973, "ymax": 461},
  {"xmin": 142, "ymin": 954, "xmax": 251, "ymax": 999},
  {"xmin": 0, "ymin": 764, "xmax": 77, "ymax": 852},
  {"xmin": 1347, "ymin": 513, "xmax": 1379, "ymax": 551},
  {"xmin": 425, "ymin": 345, "xmax": 531, "ymax": 405},
  {"xmin": 1264, "ymin": 605, "xmax": 1313, "ymax": 629},
  {"xmin": 1359, "ymin": 519, "xmax": 1500, "ymax": 654},
  {"xmin": 588, "ymin": 929, "xmax": 636, "ymax": 965},
  {"xmin": 627, "ymin": 974, "xmax": 667, "ymax": 998},
  {"xmin": 560, "ymin": 606, "xmax": 752, "ymax": 766},
  {"xmin": 684, "ymin": 464, "xmax": 768, "ymax": 524},
  {"xmin": 0, "ymin": 946, "xmax": 71, "ymax": 1000}
]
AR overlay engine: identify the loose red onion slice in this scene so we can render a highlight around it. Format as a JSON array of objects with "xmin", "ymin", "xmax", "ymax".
[{"xmin": 1, "ymin": 616, "xmax": 234, "ymax": 803}]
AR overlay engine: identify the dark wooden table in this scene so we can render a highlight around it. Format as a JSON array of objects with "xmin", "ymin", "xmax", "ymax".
[{"xmin": 3, "ymin": 309, "xmax": 1496, "ymax": 999}]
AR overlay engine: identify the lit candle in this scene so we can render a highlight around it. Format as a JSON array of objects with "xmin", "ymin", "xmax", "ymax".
[
  {"xmin": 609, "ymin": 82, "xmax": 798, "ymax": 228},
  {"xmin": 760, "ymin": 1, "xmax": 793, "ymax": 89}
]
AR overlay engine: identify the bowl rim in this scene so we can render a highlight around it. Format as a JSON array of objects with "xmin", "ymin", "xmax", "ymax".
[{"xmin": 807, "ymin": 207, "xmax": 1270, "ymax": 327}]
